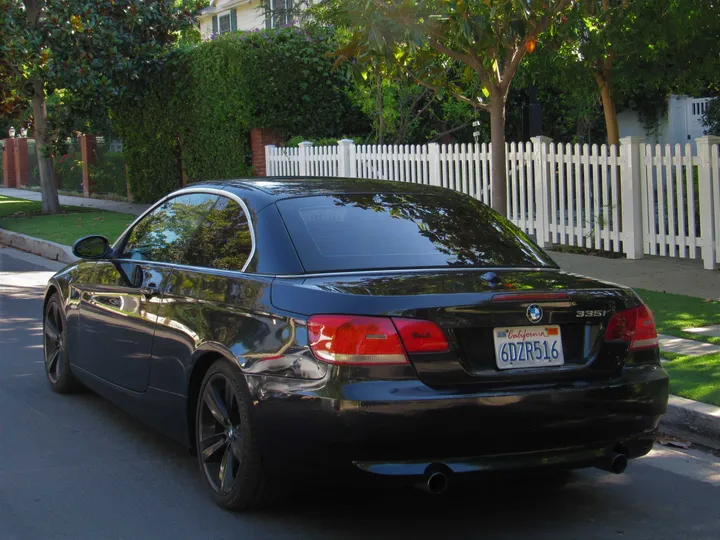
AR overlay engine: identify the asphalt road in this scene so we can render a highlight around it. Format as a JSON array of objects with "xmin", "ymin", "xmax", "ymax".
[{"xmin": 1, "ymin": 247, "xmax": 719, "ymax": 540}]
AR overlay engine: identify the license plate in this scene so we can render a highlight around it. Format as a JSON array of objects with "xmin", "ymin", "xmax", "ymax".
[{"xmin": 493, "ymin": 326, "xmax": 564, "ymax": 370}]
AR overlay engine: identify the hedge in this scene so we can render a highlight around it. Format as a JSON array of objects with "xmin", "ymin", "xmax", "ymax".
[{"xmin": 114, "ymin": 27, "xmax": 367, "ymax": 203}]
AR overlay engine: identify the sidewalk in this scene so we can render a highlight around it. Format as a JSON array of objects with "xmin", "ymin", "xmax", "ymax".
[
  {"xmin": 0, "ymin": 187, "xmax": 149, "ymax": 216},
  {"xmin": 549, "ymin": 250, "xmax": 720, "ymax": 300}
]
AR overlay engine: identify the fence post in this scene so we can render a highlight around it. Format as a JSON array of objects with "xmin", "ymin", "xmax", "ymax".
[
  {"xmin": 298, "ymin": 141, "xmax": 313, "ymax": 176},
  {"xmin": 619, "ymin": 136, "xmax": 645, "ymax": 259},
  {"xmin": 265, "ymin": 145, "xmax": 276, "ymax": 177},
  {"xmin": 531, "ymin": 136, "xmax": 552, "ymax": 248},
  {"xmin": 428, "ymin": 143, "xmax": 441, "ymax": 187},
  {"xmin": 337, "ymin": 139, "xmax": 354, "ymax": 177},
  {"xmin": 696, "ymin": 135, "xmax": 720, "ymax": 270}
]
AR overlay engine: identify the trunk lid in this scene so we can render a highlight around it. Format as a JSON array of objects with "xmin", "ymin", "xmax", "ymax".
[{"xmin": 271, "ymin": 269, "xmax": 640, "ymax": 389}]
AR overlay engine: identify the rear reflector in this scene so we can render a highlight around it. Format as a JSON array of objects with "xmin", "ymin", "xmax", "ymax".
[
  {"xmin": 392, "ymin": 318, "xmax": 450, "ymax": 353},
  {"xmin": 307, "ymin": 315, "xmax": 408, "ymax": 365},
  {"xmin": 604, "ymin": 305, "xmax": 659, "ymax": 350},
  {"xmin": 492, "ymin": 292, "xmax": 569, "ymax": 302}
]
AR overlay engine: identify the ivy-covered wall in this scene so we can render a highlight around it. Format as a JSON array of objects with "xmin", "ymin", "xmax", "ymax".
[{"xmin": 115, "ymin": 27, "xmax": 366, "ymax": 203}]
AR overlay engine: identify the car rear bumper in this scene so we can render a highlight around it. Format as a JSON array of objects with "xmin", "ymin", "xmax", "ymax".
[{"xmin": 250, "ymin": 365, "xmax": 668, "ymax": 476}]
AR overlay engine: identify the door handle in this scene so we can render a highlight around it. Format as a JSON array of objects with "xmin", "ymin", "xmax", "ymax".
[{"xmin": 140, "ymin": 283, "xmax": 161, "ymax": 298}]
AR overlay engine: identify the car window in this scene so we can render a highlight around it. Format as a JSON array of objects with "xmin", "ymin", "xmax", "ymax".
[
  {"xmin": 182, "ymin": 197, "xmax": 254, "ymax": 270},
  {"xmin": 121, "ymin": 193, "xmax": 219, "ymax": 264},
  {"xmin": 275, "ymin": 193, "xmax": 557, "ymax": 273}
]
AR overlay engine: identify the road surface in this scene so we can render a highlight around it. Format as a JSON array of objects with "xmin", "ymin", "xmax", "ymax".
[{"xmin": 1, "ymin": 246, "xmax": 718, "ymax": 540}]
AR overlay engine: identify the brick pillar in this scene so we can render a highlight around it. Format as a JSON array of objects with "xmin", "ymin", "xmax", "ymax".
[
  {"xmin": 2, "ymin": 139, "xmax": 17, "ymax": 187},
  {"xmin": 14, "ymin": 137, "xmax": 29, "ymax": 187},
  {"xmin": 250, "ymin": 128, "xmax": 283, "ymax": 176},
  {"xmin": 79, "ymin": 135, "xmax": 97, "ymax": 197}
]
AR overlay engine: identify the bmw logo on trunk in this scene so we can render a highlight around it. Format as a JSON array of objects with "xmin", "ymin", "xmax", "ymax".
[{"xmin": 526, "ymin": 304, "xmax": 543, "ymax": 323}]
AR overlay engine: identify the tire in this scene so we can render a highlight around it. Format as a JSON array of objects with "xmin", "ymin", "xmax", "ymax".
[
  {"xmin": 195, "ymin": 360, "xmax": 272, "ymax": 511},
  {"xmin": 43, "ymin": 293, "xmax": 82, "ymax": 394}
]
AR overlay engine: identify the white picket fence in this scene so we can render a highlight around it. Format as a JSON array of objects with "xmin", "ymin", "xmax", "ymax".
[{"xmin": 266, "ymin": 136, "xmax": 720, "ymax": 270}]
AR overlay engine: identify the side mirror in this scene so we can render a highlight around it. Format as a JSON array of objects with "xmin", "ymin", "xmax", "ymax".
[{"xmin": 72, "ymin": 235, "xmax": 110, "ymax": 259}]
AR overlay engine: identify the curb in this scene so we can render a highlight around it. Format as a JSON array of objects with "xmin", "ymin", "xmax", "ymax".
[
  {"xmin": 0, "ymin": 229, "xmax": 78, "ymax": 264},
  {"xmin": 659, "ymin": 395, "xmax": 720, "ymax": 451}
]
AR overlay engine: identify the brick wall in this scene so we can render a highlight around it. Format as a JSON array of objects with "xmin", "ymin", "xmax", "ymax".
[{"xmin": 250, "ymin": 128, "xmax": 283, "ymax": 177}]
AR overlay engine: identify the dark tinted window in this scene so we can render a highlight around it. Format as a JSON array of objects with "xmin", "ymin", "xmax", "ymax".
[
  {"xmin": 182, "ymin": 197, "xmax": 253, "ymax": 270},
  {"xmin": 276, "ymin": 193, "xmax": 556, "ymax": 272},
  {"xmin": 122, "ymin": 193, "xmax": 218, "ymax": 263}
]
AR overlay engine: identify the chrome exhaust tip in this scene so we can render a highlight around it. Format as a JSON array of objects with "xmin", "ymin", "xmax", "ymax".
[{"xmin": 596, "ymin": 452, "xmax": 628, "ymax": 475}]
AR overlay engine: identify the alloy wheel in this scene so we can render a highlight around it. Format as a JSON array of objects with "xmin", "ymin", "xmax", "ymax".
[
  {"xmin": 44, "ymin": 302, "xmax": 64, "ymax": 384},
  {"xmin": 198, "ymin": 373, "xmax": 244, "ymax": 494}
]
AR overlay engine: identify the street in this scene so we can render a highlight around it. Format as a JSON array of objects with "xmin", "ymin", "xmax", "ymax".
[{"xmin": 1, "ymin": 246, "xmax": 719, "ymax": 540}]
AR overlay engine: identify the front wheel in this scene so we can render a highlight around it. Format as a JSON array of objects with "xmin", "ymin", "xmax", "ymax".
[
  {"xmin": 195, "ymin": 360, "xmax": 272, "ymax": 511},
  {"xmin": 43, "ymin": 294, "xmax": 82, "ymax": 394}
]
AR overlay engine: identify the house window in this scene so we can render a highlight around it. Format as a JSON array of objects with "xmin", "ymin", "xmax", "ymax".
[
  {"xmin": 218, "ymin": 13, "xmax": 231, "ymax": 33},
  {"xmin": 211, "ymin": 9, "xmax": 237, "ymax": 36},
  {"xmin": 266, "ymin": 0, "xmax": 293, "ymax": 29}
]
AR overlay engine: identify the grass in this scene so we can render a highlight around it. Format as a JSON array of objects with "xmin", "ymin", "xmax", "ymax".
[
  {"xmin": 633, "ymin": 288, "xmax": 720, "ymax": 346},
  {"xmin": 0, "ymin": 195, "xmax": 135, "ymax": 245},
  {"xmin": 663, "ymin": 352, "xmax": 720, "ymax": 407}
]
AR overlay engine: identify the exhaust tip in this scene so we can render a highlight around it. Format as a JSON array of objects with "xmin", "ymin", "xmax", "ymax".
[
  {"xmin": 611, "ymin": 453, "xmax": 628, "ymax": 474},
  {"xmin": 596, "ymin": 452, "xmax": 629, "ymax": 475},
  {"xmin": 426, "ymin": 472, "xmax": 449, "ymax": 495}
]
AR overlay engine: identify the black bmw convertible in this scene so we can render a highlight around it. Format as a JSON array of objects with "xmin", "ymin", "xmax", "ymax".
[{"xmin": 43, "ymin": 177, "xmax": 669, "ymax": 510}]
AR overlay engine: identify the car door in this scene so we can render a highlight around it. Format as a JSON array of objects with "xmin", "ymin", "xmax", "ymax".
[
  {"xmin": 78, "ymin": 192, "xmax": 219, "ymax": 392},
  {"xmin": 148, "ymin": 194, "xmax": 258, "ymax": 395}
]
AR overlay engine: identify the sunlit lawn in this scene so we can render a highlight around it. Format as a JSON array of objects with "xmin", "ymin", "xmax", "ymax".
[
  {"xmin": 663, "ymin": 352, "xmax": 720, "ymax": 407},
  {"xmin": 633, "ymin": 288, "xmax": 720, "ymax": 346},
  {"xmin": 0, "ymin": 195, "xmax": 134, "ymax": 245}
]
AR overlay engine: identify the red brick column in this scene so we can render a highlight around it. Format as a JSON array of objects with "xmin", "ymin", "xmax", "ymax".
[
  {"xmin": 2, "ymin": 139, "xmax": 17, "ymax": 188},
  {"xmin": 250, "ymin": 128, "xmax": 283, "ymax": 176},
  {"xmin": 14, "ymin": 137, "xmax": 29, "ymax": 187},
  {"xmin": 79, "ymin": 135, "xmax": 97, "ymax": 197}
]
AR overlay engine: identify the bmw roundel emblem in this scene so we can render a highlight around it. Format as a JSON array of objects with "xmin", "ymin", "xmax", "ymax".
[{"xmin": 526, "ymin": 304, "xmax": 543, "ymax": 324}]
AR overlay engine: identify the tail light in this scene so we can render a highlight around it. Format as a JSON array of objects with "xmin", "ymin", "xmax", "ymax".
[
  {"xmin": 604, "ymin": 305, "xmax": 658, "ymax": 350},
  {"xmin": 307, "ymin": 315, "xmax": 449, "ymax": 365},
  {"xmin": 393, "ymin": 318, "xmax": 450, "ymax": 353}
]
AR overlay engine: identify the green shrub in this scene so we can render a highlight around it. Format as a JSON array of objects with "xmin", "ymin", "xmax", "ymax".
[{"xmin": 114, "ymin": 27, "xmax": 367, "ymax": 203}]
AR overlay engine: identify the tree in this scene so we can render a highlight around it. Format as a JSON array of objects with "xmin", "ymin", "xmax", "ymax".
[
  {"xmin": 702, "ymin": 98, "xmax": 720, "ymax": 136},
  {"xmin": 320, "ymin": 0, "xmax": 573, "ymax": 215},
  {"xmin": 554, "ymin": 0, "xmax": 720, "ymax": 146},
  {"xmin": 0, "ymin": 0, "xmax": 199, "ymax": 213}
]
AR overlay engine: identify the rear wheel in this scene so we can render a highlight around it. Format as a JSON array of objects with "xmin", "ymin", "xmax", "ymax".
[
  {"xmin": 195, "ymin": 360, "xmax": 272, "ymax": 511},
  {"xmin": 43, "ymin": 294, "xmax": 81, "ymax": 394}
]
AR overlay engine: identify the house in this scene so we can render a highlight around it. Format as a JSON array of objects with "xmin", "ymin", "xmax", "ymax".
[
  {"xmin": 617, "ymin": 95, "xmax": 713, "ymax": 148},
  {"xmin": 197, "ymin": 0, "xmax": 294, "ymax": 39}
]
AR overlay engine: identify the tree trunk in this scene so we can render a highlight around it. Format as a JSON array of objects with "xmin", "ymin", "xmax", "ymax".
[
  {"xmin": 489, "ymin": 95, "xmax": 507, "ymax": 215},
  {"xmin": 376, "ymin": 67, "xmax": 384, "ymax": 145},
  {"xmin": 595, "ymin": 72, "xmax": 620, "ymax": 147},
  {"xmin": 31, "ymin": 78, "xmax": 60, "ymax": 214}
]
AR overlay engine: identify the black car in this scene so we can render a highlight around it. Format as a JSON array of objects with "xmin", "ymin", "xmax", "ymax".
[{"xmin": 43, "ymin": 178, "xmax": 669, "ymax": 510}]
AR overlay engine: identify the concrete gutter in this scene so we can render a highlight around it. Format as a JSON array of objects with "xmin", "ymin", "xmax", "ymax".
[
  {"xmin": 0, "ymin": 229, "xmax": 78, "ymax": 264},
  {"xmin": 660, "ymin": 396, "xmax": 720, "ymax": 451}
]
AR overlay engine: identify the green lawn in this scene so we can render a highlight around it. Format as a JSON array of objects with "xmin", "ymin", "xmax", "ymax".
[
  {"xmin": 663, "ymin": 352, "xmax": 720, "ymax": 407},
  {"xmin": 633, "ymin": 288, "xmax": 720, "ymax": 346},
  {"xmin": 0, "ymin": 195, "xmax": 134, "ymax": 245}
]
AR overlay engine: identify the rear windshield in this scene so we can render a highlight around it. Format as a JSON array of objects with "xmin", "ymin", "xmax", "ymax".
[{"xmin": 275, "ymin": 193, "xmax": 557, "ymax": 273}]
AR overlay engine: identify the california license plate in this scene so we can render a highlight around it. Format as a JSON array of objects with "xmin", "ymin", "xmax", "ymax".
[{"xmin": 493, "ymin": 326, "xmax": 564, "ymax": 370}]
